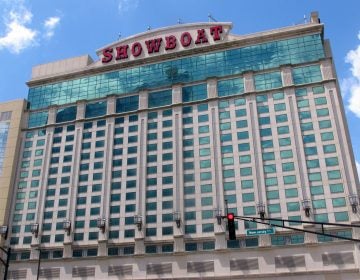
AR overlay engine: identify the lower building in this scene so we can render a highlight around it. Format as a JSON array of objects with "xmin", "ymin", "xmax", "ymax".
[
  {"xmin": 3, "ymin": 12, "xmax": 360, "ymax": 279},
  {"xmin": 0, "ymin": 100, "xmax": 26, "ymax": 277}
]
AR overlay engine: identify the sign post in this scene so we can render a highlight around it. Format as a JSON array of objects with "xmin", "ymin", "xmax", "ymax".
[{"xmin": 246, "ymin": 228, "xmax": 276, "ymax": 236}]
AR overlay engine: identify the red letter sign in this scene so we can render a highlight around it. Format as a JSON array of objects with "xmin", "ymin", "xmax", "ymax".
[
  {"xmin": 210, "ymin": 25, "xmax": 223, "ymax": 41},
  {"xmin": 195, "ymin": 29, "xmax": 208, "ymax": 44},
  {"xmin": 131, "ymin": 42, "xmax": 142, "ymax": 57},
  {"xmin": 145, "ymin": 38, "xmax": 163, "ymax": 54},
  {"xmin": 165, "ymin": 35, "xmax": 177, "ymax": 50},
  {"xmin": 116, "ymin": 45, "xmax": 129, "ymax": 60},
  {"xmin": 102, "ymin": 48, "xmax": 113, "ymax": 63},
  {"xmin": 180, "ymin": 32, "xmax": 192, "ymax": 47}
]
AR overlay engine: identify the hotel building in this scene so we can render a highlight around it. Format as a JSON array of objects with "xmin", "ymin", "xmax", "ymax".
[{"xmin": 3, "ymin": 11, "xmax": 360, "ymax": 279}]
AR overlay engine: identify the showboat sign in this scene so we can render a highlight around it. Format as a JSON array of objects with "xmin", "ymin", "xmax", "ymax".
[{"xmin": 100, "ymin": 24, "xmax": 228, "ymax": 64}]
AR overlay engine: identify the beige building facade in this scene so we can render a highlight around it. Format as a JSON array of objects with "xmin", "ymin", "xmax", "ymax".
[
  {"xmin": 0, "ymin": 100, "xmax": 26, "ymax": 242},
  {"xmin": 3, "ymin": 12, "xmax": 360, "ymax": 279}
]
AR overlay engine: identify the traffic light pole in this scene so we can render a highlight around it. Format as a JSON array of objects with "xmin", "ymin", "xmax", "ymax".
[
  {"xmin": 0, "ymin": 246, "xmax": 11, "ymax": 280},
  {"xmin": 232, "ymin": 215, "xmax": 360, "ymax": 242}
]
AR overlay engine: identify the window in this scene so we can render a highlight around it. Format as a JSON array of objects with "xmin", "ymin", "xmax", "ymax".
[
  {"xmin": 274, "ymin": 103, "xmax": 286, "ymax": 111},
  {"xmin": 334, "ymin": 212, "xmax": 349, "ymax": 222},
  {"xmin": 280, "ymin": 150, "xmax": 293, "ymax": 159},
  {"xmin": 310, "ymin": 185, "xmax": 324, "ymax": 195},
  {"xmin": 317, "ymin": 108, "xmax": 329, "ymax": 117},
  {"xmin": 198, "ymin": 114, "xmax": 209, "ymax": 123},
  {"xmin": 323, "ymin": 144, "xmax": 336, "ymax": 154},
  {"xmin": 254, "ymin": 71, "xmax": 282, "ymax": 90},
  {"xmin": 218, "ymin": 77, "xmax": 244, "ymax": 97},
  {"xmin": 182, "ymin": 84, "xmax": 207, "ymax": 102},
  {"xmin": 321, "ymin": 132, "xmax": 334, "ymax": 141},
  {"xmin": 242, "ymin": 193, "xmax": 255, "ymax": 202},
  {"xmin": 328, "ymin": 170, "xmax": 341, "ymax": 180},
  {"xmin": 325, "ymin": 157, "xmax": 338, "ymax": 167},
  {"xmin": 301, "ymin": 122, "xmax": 313, "ymax": 131},
  {"xmin": 85, "ymin": 101, "xmax": 107, "ymax": 118},
  {"xmin": 315, "ymin": 97, "xmax": 327, "ymax": 105},
  {"xmin": 261, "ymin": 140, "xmax": 274, "ymax": 149},
  {"xmin": 295, "ymin": 88, "xmax": 307, "ymax": 97},
  {"xmin": 292, "ymin": 65, "xmax": 322, "ymax": 84},
  {"xmin": 56, "ymin": 106, "xmax": 77, "ymax": 123},
  {"xmin": 330, "ymin": 183, "xmax": 344, "ymax": 193},
  {"xmin": 276, "ymin": 114, "xmax": 288, "ymax": 123},
  {"xmin": 116, "ymin": 95, "xmax": 139, "ymax": 113},
  {"xmin": 259, "ymin": 117, "xmax": 270, "ymax": 125},
  {"xmin": 312, "ymin": 199, "xmax": 326, "ymax": 209},
  {"xmin": 332, "ymin": 197, "xmax": 346, "ymax": 208},
  {"xmin": 260, "ymin": 128, "xmax": 272, "ymax": 137},
  {"xmin": 148, "ymin": 89, "xmax": 172, "ymax": 108},
  {"xmin": 319, "ymin": 120, "xmax": 331, "ymax": 129},
  {"xmin": 266, "ymin": 190, "xmax": 279, "ymax": 200},
  {"xmin": 285, "ymin": 188, "xmax": 298, "ymax": 198}
]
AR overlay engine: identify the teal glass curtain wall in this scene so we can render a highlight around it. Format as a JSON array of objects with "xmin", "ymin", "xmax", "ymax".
[{"xmin": 28, "ymin": 34, "xmax": 324, "ymax": 110}]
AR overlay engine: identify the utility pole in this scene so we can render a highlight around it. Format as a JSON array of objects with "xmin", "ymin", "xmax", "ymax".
[
  {"xmin": 36, "ymin": 249, "xmax": 41, "ymax": 280},
  {"xmin": 0, "ymin": 246, "xmax": 11, "ymax": 280}
]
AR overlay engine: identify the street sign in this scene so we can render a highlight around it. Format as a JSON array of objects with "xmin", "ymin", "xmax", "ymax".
[{"xmin": 246, "ymin": 228, "xmax": 276, "ymax": 236}]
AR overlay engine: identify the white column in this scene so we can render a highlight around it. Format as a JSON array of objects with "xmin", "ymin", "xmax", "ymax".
[
  {"xmin": 173, "ymin": 82, "xmax": 184, "ymax": 252},
  {"xmin": 47, "ymin": 106, "xmax": 57, "ymax": 125},
  {"xmin": 244, "ymin": 71, "xmax": 255, "ymax": 93},
  {"xmin": 281, "ymin": 65, "xmax": 293, "ymax": 87},
  {"xmin": 139, "ymin": 90, "xmax": 148, "ymax": 110},
  {"xmin": 320, "ymin": 58, "xmax": 334, "ymax": 81},
  {"xmin": 76, "ymin": 100, "xmax": 86, "ymax": 120},
  {"xmin": 172, "ymin": 85, "xmax": 182, "ymax": 105},
  {"xmin": 30, "ymin": 127, "xmax": 53, "ymax": 258},
  {"xmin": 134, "ymin": 113, "xmax": 147, "ymax": 255},
  {"xmin": 207, "ymin": 78, "xmax": 217, "ymax": 99}
]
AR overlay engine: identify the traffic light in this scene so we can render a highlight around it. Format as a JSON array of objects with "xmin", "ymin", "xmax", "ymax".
[{"xmin": 227, "ymin": 213, "xmax": 236, "ymax": 240}]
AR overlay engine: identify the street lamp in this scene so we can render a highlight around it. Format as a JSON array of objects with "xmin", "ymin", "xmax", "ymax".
[
  {"xmin": 134, "ymin": 215, "xmax": 142, "ymax": 231},
  {"xmin": 302, "ymin": 199, "xmax": 311, "ymax": 217},
  {"xmin": 0, "ymin": 225, "xmax": 8, "ymax": 239},
  {"xmin": 349, "ymin": 194, "xmax": 359, "ymax": 213},
  {"xmin": 214, "ymin": 208, "xmax": 222, "ymax": 225},
  {"xmin": 31, "ymin": 223, "xmax": 39, "ymax": 238},
  {"xmin": 256, "ymin": 203, "xmax": 266, "ymax": 220},
  {"xmin": 173, "ymin": 211, "xmax": 181, "ymax": 228},
  {"xmin": 62, "ymin": 219, "xmax": 71, "ymax": 235},
  {"xmin": 96, "ymin": 217, "xmax": 106, "ymax": 233}
]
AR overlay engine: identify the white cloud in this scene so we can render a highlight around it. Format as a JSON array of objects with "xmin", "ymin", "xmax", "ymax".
[
  {"xmin": 118, "ymin": 0, "xmax": 139, "ymax": 14},
  {"xmin": 43, "ymin": 16, "xmax": 60, "ymax": 39},
  {"xmin": 0, "ymin": 6, "xmax": 37, "ymax": 53},
  {"xmin": 0, "ymin": 1, "xmax": 61, "ymax": 53},
  {"xmin": 343, "ymin": 32, "xmax": 360, "ymax": 118}
]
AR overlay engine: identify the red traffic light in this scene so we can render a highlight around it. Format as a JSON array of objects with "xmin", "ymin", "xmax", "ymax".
[{"xmin": 227, "ymin": 213, "xmax": 234, "ymax": 220}]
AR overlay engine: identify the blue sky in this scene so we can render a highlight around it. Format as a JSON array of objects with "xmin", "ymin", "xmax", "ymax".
[{"xmin": 0, "ymin": 0, "xmax": 359, "ymax": 174}]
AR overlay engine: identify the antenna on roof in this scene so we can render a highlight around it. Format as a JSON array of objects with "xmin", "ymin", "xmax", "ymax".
[
  {"xmin": 177, "ymin": 18, "xmax": 182, "ymax": 24},
  {"xmin": 118, "ymin": 33, "xmax": 121, "ymax": 40},
  {"xmin": 147, "ymin": 25, "xmax": 151, "ymax": 31},
  {"xmin": 208, "ymin": 13, "xmax": 218, "ymax": 22},
  {"xmin": 294, "ymin": 14, "xmax": 308, "ymax": 25}
]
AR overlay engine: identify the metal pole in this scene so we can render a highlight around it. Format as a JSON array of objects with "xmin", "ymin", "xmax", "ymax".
[
  {"xmin": 3, "ymin": 247, "xmax": 10, "ymax": 280},
  {"xmin": 224, "ymin": 199, "xmax": 229, "ymax": 215},
  {"xmin": 36, "ymin": 249, "xmax": 41, "ymax": 280}
]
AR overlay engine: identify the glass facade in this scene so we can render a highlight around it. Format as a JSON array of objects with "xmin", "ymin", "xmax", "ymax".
[
  {"xmin": 0, "ymin": 121, "xmax": 10, "ymax": 175},
  {"xmin": 28, "ymin": 34, "xmax": 324, "ymax": 110},
  {"xmin": 148, "ymin": 89, "xmax": 172, "ymax": 108},
  {"xmin": 56, "ymin": 106, "xmax": 77, "ymax": 123}
]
